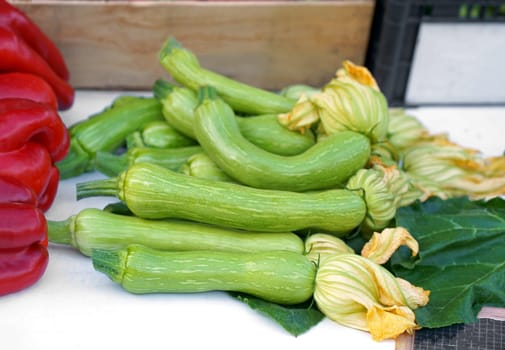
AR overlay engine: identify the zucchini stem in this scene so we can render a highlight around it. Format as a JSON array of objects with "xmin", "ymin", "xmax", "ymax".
[
  {"xmin": 152, "ymin": 79, "xmax": 175, "ymax": 101},
  {"xmin": 92, "ymin": 248, "xmax": 124, "ymax": 284},
  {"xmin": 47, "ymin": 217, "xmax": 74, "ymax": 245},
  {"xmin": 197, "ymin": 85, "xmax": 218, "ymax": 103},
  {"xmin": 158, "ymin": 36, "xmax": 182, "ymax": 60},
  {"xmin": 56, "ymin": 138, "xmax": 92, "ymax": 179},
  {"xmin": 76, "ymin": 178, "xmax": 118, "ymax": 200},
  {"xmin": 94, "ymin": 152, "xmax": 129, "ymax": 177}
]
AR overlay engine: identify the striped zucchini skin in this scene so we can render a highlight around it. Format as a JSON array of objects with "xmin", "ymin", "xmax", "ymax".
[
  {"xmin": 236, "ymin": 114, "xmax": 315, "ymax": 156},
  {"xmin": 158, "ymin": 38, "xmax": 296, "ymax": 115},
  {"xmin": 54, "ymin": 208, "xmax": 304, "ymax": 256},
  {"xmin": 194, "ymin": 92, "xmax": 371, "ymax": 192},
  {"xmin": 118, "ymin": 163, "xmax": 367, "ymax": 236},
  {"xmin": 92, "ymin": 245, "xmax": 316, "ymax": 305},
  {"xmin": 155, "ymin": 82, "xmax": 315, "ymax": 156},
  {"xmin": 128, "ymin": 146, "xmax": 203, "ymax": 171},
  {"xmin": 140, "ymin": 120, "xmax": 197, "ymax": 148}
]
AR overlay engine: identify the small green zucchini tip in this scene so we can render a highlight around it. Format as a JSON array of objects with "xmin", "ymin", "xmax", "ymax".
[
  {"xmin": 158, "ymin": 36, "xmax": 182, "ymax": 60},
  {"xmin": 91, "ymin": 248, "xmax": 123, "ymax": 283},
  {"xmin": 152, "ymin": 79, "xmax": 174, "ymax": 100},
  {"xmin": 197, "ymin": 86, "xmax": 219, "ymax": 104}
]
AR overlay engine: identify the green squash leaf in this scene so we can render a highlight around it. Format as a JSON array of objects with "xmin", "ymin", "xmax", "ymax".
[
  {"xmin": 232, "ymin": 293, "xmax": 324, "ymax": 336},
  {"xmin": 391, "ymin": 196, "xmax": 505, "ymax": 328}
]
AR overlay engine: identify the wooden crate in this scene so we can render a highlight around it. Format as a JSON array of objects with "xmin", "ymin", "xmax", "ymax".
[{"xmin": 11, "ymin": 0, "xmax": 375, "ymax": 90}]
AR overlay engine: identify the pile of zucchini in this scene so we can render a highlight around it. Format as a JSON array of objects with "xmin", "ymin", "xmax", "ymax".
[{"xmin": 51, "ymin": 36, "xmax": 434, "ymax": 341}]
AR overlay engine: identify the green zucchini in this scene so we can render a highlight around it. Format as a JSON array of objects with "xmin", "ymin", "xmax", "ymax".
[
  {"xmin": 92, "ymin": 245, "xmax": 316, "ymax": 305},
  {"xmin": 57, "ymin": 97, "xmax": 163, "ymax": 179},
  {"xmin": 138, "ymin": 120, "xmax": 196, "ymax": 148},
  {"xmin": 235, "ymin": 115, "xmax": 315, "ymax": 157},
  {"xmin": 158, "ymin": 37, "xmax": 296, "ymax": 115},
  {"xmin": 77, "ymin": 162, "xmax": 367, "ymax": 236},
  {"xmin": 94, "ymin": 146, "xmax": 202, "ymax": 177},
  {"xmin": 194, "ymin": 86, "xmax": 371, "ymax": 191},
  {"xmin": 153, "ymin": 80, "xmax": 197, "ymax": 138},
  {"xmin": 180, "ymin": 152, "xmax": 234, "ymax": 182},
  {"xmin": 48, "ymin": 208, "xmax": 304, "ymax": 256},
  {"xmin": 279, "ymin": 84, "xmax": 321, "ymax": 100},
  {"xmin": 153, "ymin": 80, "xmax": 315, "ymax": 156}
]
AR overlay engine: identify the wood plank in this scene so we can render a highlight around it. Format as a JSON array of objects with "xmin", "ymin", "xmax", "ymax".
[{"xmin": 11, "ymin": 1, "xmax": 375, "ymax": 90}]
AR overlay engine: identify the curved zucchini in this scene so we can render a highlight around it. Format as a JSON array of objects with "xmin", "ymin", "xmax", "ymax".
[
  {"xmin": 77, "ymin": 162, "xmax": 367, "ymax": 236},
  {"xmin": 158, "ymin": 37, "xmax": 296, "ymax": 115},
  {"xmin": 153, "ymin": 80, "xmax": 315, "ymax": 156},
  {"xmin": 236, "ymin": 114, "xmax": 315, "ymax": 157},
  {"xmin": 194, "ymin": 87, "xmax": 371, "ymax": 191}
]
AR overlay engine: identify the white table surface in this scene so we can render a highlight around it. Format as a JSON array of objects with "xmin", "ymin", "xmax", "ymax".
[{"xmin": 2, "ymin": 90, "xmax": 504, "ymax": 350}]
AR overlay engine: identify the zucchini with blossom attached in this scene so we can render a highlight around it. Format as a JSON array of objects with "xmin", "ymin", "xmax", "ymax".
[
  {"xmin": 76, "ymin": 162, "xmax": 366, "ymax": 236},
  {"xmin": 92, "ymin": 242, "xmax": 430, "ymax": 341}
]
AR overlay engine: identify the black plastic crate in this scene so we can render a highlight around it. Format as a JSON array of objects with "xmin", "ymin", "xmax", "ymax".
[{"xmin": 366, "ymin": 0, "xmax": 505, "ymax": 106}]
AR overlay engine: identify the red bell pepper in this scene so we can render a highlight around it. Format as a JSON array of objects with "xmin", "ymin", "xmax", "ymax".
[
  {"xmin": 0, "ymin": 142, "xmax": 53, "ymax": 200},
  {"xmin": 0, "ymin": 175, "xmax": 49, "ymax": 297},
  {"xmin": 0, "ymin": 203, "xmax": 47, "ymax": 249},
  {"xmin": 0, "ymin": 98, "xmax": 70, "ymax": 163},
  {"xmin": 37, "ymin": 166, "xmax": 60, "ymax": 213},
  {"xmin": 0, "ymin": 72, "xmax": 58, "ymax": 110},
  {"xmin": 0, "ymin": 26, "xmax": 74, "ymax": 110},
  {"xmin": 0, "ymin": 175, "xmax": 38, "ymax": 205},
  {"xmin": 0, "ymin": 245, "xmax": 48, "ymax": 296},
  {"xmin": 0, "ymin": 0, "xmax": 70, "ymax": 81}
]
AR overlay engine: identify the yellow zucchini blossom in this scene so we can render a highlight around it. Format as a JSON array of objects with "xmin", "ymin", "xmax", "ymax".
[
  {"xmin": 314, "ymin": 253, "xmax": 429, "ymax": 341},
  {"xmin": 382, "ymin": 108, "xmax": 505, "ymax": 200},
  {"xmin": 277, "ymin": 93, "xmax": 319, "ymax": 133},
  {"xmin": 386, "ymin": 108, "xmax": 433, "ymax": 151},
  {"xmin": 484, "ymin": 155, "xmax": 505, "ymax": 177},
  {"xmin": 278, "ymin": 61, "xmax": 389, "ymax": 143},
  {"xmin": 345, "ymin": 168, "xmax": 397, "ymax": 233},
  {"xmin": 368, "ymin": 155, "xmax": 424, "ymax": 208},
  {"xmin": 311, "ymin": 79, "xmax": 390, "ymax": 143},
  {"xmin": 402, "ymin": 139, "xmax": 505, "ymax": 200},
  {"xmin": 304, "ymin": 228, "xmax": 429, "ymax": 341},
  {"xmin": 304, "ymin": 233, "xmax": 355, "ymax": 263},
  {"xmin": 361, "ymin": 227, "xmax": 419, "ymax": 265},
  {"xmin": 336, "ymin": 60, "xmax": 380, "ymax": 90}
]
